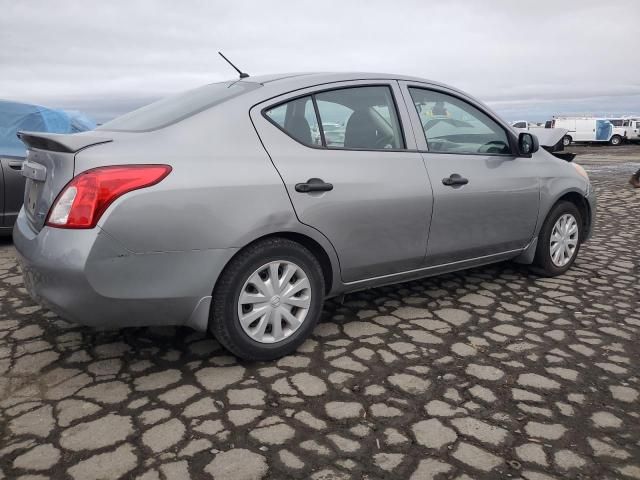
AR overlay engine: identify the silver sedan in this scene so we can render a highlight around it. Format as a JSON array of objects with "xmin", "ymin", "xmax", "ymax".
[{"xmin": 13, "ymin": 72, "xmax": 595, "ymax": 360}]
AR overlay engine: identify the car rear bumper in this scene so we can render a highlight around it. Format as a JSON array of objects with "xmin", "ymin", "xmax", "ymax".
[{"xmin": 13, "ymin": 211, "xmax": 237, "ymax": 331}]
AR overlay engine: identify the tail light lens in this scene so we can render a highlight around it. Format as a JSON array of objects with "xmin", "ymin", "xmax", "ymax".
[{"xmin": 46, "ymin": 165, "xmax": 172, "ymax": 229}]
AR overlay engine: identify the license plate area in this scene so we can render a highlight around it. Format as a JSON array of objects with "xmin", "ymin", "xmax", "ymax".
[{"xmin": 25, "ymin": 179, "xmax": 41, "ymax": 217}]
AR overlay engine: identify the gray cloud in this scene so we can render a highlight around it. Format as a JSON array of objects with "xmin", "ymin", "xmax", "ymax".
[{"xmin": 1, "ymin": 0, "xmax": 639, "ymax": 122}]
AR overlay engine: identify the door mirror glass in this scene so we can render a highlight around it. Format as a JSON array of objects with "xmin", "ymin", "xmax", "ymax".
[{"xmin": 518, "ymin": 132, "xmax": 539, "ymax": 156}]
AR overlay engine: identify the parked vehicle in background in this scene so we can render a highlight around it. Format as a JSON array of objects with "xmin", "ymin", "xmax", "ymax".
[
  {"xmin": 622, "ymin": 118, "xmax": 640, "ymax": 142},
  {"xmin": 511, "ymin": 120, "xmax": 570, "ymax": 156},
  {"xmin": 321, "ymin": 122, "xmax": 346, "ymax": 146},
  {"xmin": 0, "ymin": 100, "xmax": 95, "ymax": 234},
  {"xmin": 551, "ymin": 116, "xmax": 627, "ymax": 146},
  {"xmin": 14, "ymin": 72, "xmax": 595, "ymax": 361},
  {"xmin": 511, "ymin": 120, "xmax": 546, "ymax": 130}
]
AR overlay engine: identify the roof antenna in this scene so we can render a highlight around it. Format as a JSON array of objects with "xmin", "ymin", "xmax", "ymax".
[{"xmin": 218, "ymin": 51, "xmax": 249, "ymax": 79}]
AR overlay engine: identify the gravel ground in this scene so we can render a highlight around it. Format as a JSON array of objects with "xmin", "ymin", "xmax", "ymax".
[{"xmin": 0, "ymin": 152, "xmax": 639, "ymax": 480}]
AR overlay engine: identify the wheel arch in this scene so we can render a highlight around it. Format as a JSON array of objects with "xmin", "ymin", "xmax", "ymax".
[
  {"xmin": 263, "ymin": 231, "xmax": 335, "ymax": 294},
  {"xmin": 215, "ymin": 230, "xmax": 339, "ymax": 297},
  {"xmin": 610, "ymin": 134, "xmax": 623, "ymax": 145},
  {"xmin": 516, "ymin": 188, "xmax": 591, "ymax": 265},
  {"xmin": 554, "ymin": 191, "xmax": 591, "ymax": 242}
]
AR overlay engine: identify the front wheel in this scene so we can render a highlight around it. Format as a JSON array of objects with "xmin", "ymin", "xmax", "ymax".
[
  {"xmin": 609, "ymin": 135, "xmax": 622, "ymax": 146},
  {"xmin": 531, "ymin": 201, "xmax": 582, "ymax": 277},
  {"xmin": 210, "ymin": 237, "xmax": 325, "ymax": 361},
  {"xmin": 562, "ymin": 135, "xmax": 572, "ymax": 147}
]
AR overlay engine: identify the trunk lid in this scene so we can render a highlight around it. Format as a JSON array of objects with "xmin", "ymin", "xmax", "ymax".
[{"xmin": 17, "ymin": 131, "xmax": 112, "ymax": 231}]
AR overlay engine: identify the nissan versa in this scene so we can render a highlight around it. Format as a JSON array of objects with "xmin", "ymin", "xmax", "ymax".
[{"xmin": 13, "ymin": 73, "xmax": 595, "ymax": 360}]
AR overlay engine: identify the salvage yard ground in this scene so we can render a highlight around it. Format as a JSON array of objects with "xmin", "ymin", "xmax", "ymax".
[{"xmin": 0, "ymin": 146, "xmax": 639, "ymax": 479}]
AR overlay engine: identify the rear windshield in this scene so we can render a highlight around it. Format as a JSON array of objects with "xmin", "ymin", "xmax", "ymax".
[{"xmin": 98, "ymin": 81, "xmax": 260, "ymax": 132}]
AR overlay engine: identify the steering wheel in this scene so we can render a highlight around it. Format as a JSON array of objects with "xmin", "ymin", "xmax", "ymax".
[{"xmin": 478, "ymin": 141, "xmax": 508, "ymax": 154}]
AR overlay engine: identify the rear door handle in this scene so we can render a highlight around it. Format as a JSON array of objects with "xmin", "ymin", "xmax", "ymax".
[
  {"xmin": 295, "ymin": 178, "xmax": 334, "ymax": 193},
  {"xmin": 8, "ymin": 161, "xmax": 23, "ymax": 170},
  {"xmin": 442, "ymin": 173, "xmax": 469, "ymax": 186}
]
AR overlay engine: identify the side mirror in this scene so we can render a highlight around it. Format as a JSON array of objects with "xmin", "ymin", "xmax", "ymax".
[{"xmin": 518, "ymin": 132, "xmax": 539, "ymax": 157}]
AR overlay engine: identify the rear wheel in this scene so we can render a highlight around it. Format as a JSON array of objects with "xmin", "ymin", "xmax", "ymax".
[
  {"xmin": 562, "ymin": 135, "xmax": 572, "ymax": 147},
  {"xmin": 609, "ymin": 135, "xmax": 622, "ymax": 146},
  {"xmin": 531, "ymin": 201, "xmax": 582, "ymax": 277},
  {"xmin": 210, "ymin": 237, "xmax": 324, "ymax": 361}
]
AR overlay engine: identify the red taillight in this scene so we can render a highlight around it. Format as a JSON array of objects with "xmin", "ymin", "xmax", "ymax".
[{"xmin": 46, "ymin": 165, "xmax": 172, "ymax": 229}]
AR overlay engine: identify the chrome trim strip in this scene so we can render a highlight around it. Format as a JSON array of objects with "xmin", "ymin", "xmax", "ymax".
[{"xmin": 344, "ymin": 248, "xmax": 524, "ymax": 286}]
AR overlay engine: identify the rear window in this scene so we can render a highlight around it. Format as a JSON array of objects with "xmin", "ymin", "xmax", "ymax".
[{"xmin": 98, "ymin": 81, "xmax": 260, "ymax": 132}]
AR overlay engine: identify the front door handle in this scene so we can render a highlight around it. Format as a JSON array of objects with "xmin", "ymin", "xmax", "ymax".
[
  {"xmin": 8, "ymin": 161, "xmax": 23, "ymax": 170},
  {"xmin": 295, "ymin": 178, "xmax": 334, "ymax": 193},
  {"xmin": 442, "ymin": 173, "xmax": 469, "ymax": 187}
]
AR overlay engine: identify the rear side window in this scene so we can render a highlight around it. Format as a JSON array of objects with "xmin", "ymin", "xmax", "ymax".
[
  {"xmin": 409, "ymin": 87, "xmax": 511, "ymax": 155},
  {"xmin": 265, "ymin": 96, "xmax": 321, "ymax": 146},
  {"xmin": 315, "ymin": 86, "xmax": 404, "ymax": 149},
  {"xmin": 263, "ymin": 85, "xmax": 405, "ymax": 150},
  {"xmin": 98, "ymin": 81, "xmax": 260, "ymax": 132}
]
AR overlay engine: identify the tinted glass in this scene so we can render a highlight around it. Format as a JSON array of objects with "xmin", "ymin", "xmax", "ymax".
[
  {"xmin": 265, "ymin": 96, "xmax": 320, "ymax": 146},
  {"xmin": 98, "ymin": 81, "xmax": 260, "ymax": 132},
  {"xmin": 315, "ymin": 86, "xmax": 404, "ymax": 149},
  {"xmin": 409, "ymin": 88, "xmax": 511, "ymax": 155},
  {"xmin": 513, "ymin": 121, "xmax": 527, "ymax": 128}
]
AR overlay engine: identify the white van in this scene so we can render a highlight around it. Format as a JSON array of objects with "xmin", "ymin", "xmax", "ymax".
[{"xmin": 551, "ymin": 117, "xmax": 627, "ymax": 146}]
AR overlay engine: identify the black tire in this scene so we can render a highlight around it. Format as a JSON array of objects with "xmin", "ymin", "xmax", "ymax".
[
  {"xmin": 531, "ymin": 201, "xmax": 582, "ymax": 277},
  {"xmin": 609, "ymin": 135, "xmax": 622, "ymax": 146},
  {"xmin": 562, "ymin": 135, "xmax": 572, "ymax": 147},
  {"xmin": 210, "ymin": 237, "xmax": 324, "ymax": 361}
]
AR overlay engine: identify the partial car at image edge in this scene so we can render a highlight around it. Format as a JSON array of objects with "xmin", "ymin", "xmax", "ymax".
[{"xmin": 12, "ymin": 72, "xmax": 596, "ymax": 360}]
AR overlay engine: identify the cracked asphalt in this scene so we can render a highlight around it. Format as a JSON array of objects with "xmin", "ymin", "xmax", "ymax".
[{"xmin": 1, "ymin": 151, "xmax": 639, "ymax": 480}]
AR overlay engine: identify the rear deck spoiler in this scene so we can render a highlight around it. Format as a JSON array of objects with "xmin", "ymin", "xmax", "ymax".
[{"xmin": 17, "ymin": 131, "xmax": 112, "ymax": 153}]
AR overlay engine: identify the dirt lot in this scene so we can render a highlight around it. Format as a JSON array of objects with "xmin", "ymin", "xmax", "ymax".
[
  {"xmin": 0, "ymin": 147, "xmax": 639, "ymax": 480},
  {"xmin": 569, "ymin": 142, "xmax": 640, "ymax": 164}
]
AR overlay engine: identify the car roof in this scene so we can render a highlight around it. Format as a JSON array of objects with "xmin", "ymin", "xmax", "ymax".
[{"xmin": 233, "ymin": 72, "xmax": 456, "ymax": 94}]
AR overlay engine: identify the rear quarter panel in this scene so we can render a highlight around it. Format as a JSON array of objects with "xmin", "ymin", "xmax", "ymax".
[{"xmin": 76, "ymin": 102, "xmax": 303, "ymax": 254}]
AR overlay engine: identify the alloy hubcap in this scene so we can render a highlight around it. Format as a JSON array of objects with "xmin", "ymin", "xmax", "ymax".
[
  {"xmin": 549, "ymin": 213, "xmax": 579, "ymax": 267},
  {"xmin": 238, "ymin": 260, "xmax": 311, "ymax": 344}
]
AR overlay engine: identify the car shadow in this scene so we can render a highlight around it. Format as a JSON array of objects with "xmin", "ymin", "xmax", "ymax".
[
  {"xmin": 0, "ymin": 235, "xmax": 13, "ymax": 246},
  {"xmin": 7, "ymin": 259, "xmax": 533, "ymax": 368}
]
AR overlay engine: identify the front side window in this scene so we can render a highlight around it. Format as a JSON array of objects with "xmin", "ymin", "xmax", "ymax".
[
  {"xmin": 409, "ymin": 88, "xmax": 511, "ymax": 155},
  {"xmin": 315, "ymin": 86, "xmax": 404, "ymax": 149},
  {"xmin": 265, "ymin": 96, "xmax": 320, "ymax": 146}
]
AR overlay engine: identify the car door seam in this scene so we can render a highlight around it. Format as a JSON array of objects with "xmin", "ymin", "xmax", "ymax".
[{"xmin": 247, "ymin": 111, "xmax": 344, "ymax": 276}]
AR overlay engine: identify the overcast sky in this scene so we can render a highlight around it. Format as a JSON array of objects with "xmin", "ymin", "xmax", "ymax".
[{"xmin": 2, "ymin": 0, "xmax": 639, "ymax": 123}]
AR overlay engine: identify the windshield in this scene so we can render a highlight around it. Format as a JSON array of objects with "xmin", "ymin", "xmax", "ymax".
[{"xmin": 98, "ymin": 81, "xmax": 260, "ymax": 132}]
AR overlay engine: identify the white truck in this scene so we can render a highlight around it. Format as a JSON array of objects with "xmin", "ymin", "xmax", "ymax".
[
  {"xmin": 550, "ymin": 117, "xmax": 627, "ymax": 146},
  {"xmin": 511, "ymin": 121, "xmax": 573, "ymax": 160},
  {"xmin": 621, "ymin": 118, "xmax": 640, "ymax": 142},
  {"xmin": 511, "ymin": 121, "xmax": 569, "ymax": 152}
]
